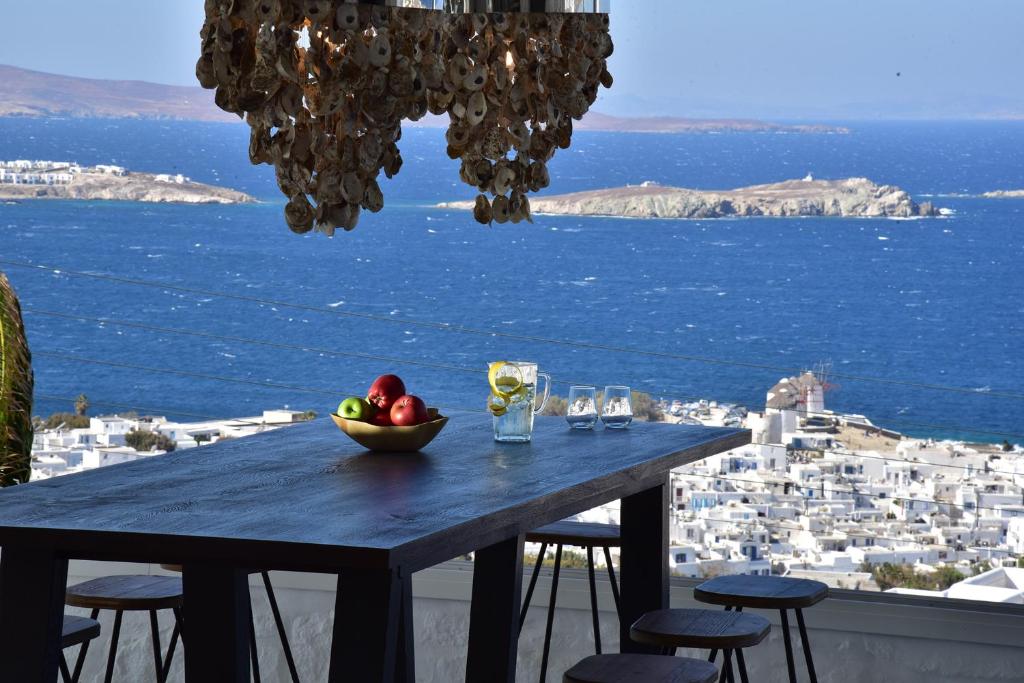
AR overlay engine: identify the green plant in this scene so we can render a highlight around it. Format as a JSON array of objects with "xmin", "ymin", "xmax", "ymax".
[
  {"xmin": 41, "ymin": 412, "xmax": 91, "ymax": 430},
  {"xmin": 630, "ymin": 391, "xmax": 664, "ymax": 422},
  {"xmin": 524, "ymin": 548, "xmax": 590, "ymax": 569},
  {"xmin": 540, "ymin": 395, "xmax": 568, "ymax": 417},
  {"xmin": 0, "ymin": 272, "xmax": 33, "ymax": 486},
  {"xmin": 125, "ymin": 430, "xmax": 177, "ymax": 453},
  {"xmin": 870, "ymin": 562, "xmax": 965, "ymax": 591},
  {"xmin": 74, "ymin": 393, "xmax": 90, "ymax": 417}
]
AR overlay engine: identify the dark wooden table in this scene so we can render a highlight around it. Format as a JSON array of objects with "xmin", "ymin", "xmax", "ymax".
[{"xmin": 0, "ymin": 414, "xmax": 748, "ymax": 683}]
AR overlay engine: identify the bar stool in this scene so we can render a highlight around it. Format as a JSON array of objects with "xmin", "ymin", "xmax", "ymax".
[
  {"xmin": 694, "ymin": 576, "xmax": 828, "ymax": 683},
  {"xmin": 563, "ymin": 654, "xmax": 719, "ymax": 683},
  {"xmin": 162, "ymin": 564, "xmax": 300, "ymax": 683},
  {"xmin": 60, "ymin": 615, "xmax": 102, "ymax": 683},
  {"xmin": 520, "ymin": 521, "xmax": 622, "ymax": 683},
  {"xmin": 629, "ymin": 608, "xmax": 771, "ymax": 683},
  {"xmin": 65, "ymin": 575, "xmax": 184, "ymax": 683}
]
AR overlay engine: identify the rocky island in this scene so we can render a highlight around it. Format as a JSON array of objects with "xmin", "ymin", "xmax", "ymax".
[
  {"xmin": 982, "ymin": 189, "xmax": 1024, "ymax": 199},
  {"xmin": 0, "ymin": 160, "xmax": 253, "ymax": 204},
  {"xmin": 439, "ymin": 177, "xmax": 941, "ymax": 220}
]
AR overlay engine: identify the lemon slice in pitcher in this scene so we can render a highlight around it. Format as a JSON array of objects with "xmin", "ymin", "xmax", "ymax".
[{"xmin": 488, "ymin": 361, "xmax": 527, "ymax": 416}]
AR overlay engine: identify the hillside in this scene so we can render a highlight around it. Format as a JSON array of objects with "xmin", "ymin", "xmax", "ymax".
[
  {"xmin": 0, "ymin": 65, "xmax": 846, "ymax": 133},
  {"xmin": 0, "ymin": 65, "xmax": 237, "ymax": 122}
]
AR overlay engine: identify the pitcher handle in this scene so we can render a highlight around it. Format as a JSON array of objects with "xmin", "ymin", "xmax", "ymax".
[{"xmin": 534, "ymin": 372, "xmax": 552, "ymax": 414}]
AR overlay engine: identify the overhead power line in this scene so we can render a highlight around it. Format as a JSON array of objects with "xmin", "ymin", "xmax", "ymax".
[
  {"xmin": 33, "ymin": 350, "xmax": 484, "ymax": 415},
  {"xmin": 34, "ymin": 393, "xmax": 271, "ymax": 428},
  {"xmin": 26, "ymin": 309, "xmax": 1024, "ymax": 441},
  {"xmin": 5, "ymin": 259, "xmax": 1023, "ymax": 400},
  {"xmin": 35, "ymin": 345, "xmax": 1023, "ymax": 479}
]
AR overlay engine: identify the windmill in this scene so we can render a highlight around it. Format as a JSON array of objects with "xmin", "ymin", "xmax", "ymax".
[{"xmin": 794, "ymin": 360, "xmax": 839, "ymax": 417}]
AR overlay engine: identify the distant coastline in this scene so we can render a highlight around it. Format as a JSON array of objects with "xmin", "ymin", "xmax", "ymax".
[
  {"xmin": 439, "ymin": 177, "xmax": 943, "ymax": 220},
  {"xmin": 0, "ymin": 64, "xmax": 847, "ymax": 135},
  {"xmin": 982, "ymin": 189, "xmax": 1024, "ymax": 198}
]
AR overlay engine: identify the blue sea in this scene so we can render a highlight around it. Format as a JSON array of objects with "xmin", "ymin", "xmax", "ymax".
[{"xmin": 1, "ymin": 118, "xmax": 1022, "ymax": 443}]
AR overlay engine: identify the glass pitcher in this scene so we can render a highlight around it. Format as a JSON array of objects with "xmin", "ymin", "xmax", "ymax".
[{"xmin": 488, "ymin": 361, "xmax": 551, "ymax": 443}]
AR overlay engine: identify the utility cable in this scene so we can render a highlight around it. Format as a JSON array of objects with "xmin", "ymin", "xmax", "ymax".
[
  {"xmin": 24, "ymin": 308, "xmax": 1024, "ymax": 441},
  {"xmin": 5, "ymin": 259, "xmax": 1022, "ymax": 400}
]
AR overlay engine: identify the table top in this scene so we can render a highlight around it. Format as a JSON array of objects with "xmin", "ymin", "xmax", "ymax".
[{"xmin": 0, "ymin": 414, "xmax": 748, "ymax": 572}]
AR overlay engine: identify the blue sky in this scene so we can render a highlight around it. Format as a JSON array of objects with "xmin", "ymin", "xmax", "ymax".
[{"xmin": 2, "ymin": 0, "xmax": 1022, "ymax": 119}]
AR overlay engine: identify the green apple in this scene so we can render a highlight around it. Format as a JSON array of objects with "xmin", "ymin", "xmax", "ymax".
[{"xmin": 338, "ymin": 397, "xmax": 375, "ymax": 421}]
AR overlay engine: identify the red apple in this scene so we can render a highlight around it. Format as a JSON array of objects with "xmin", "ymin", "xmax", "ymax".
[
  {"xmin": 367, "ymin": 374, "xmax": 406, "ymax": 412},
  {"xmin": 370, "ymin": 410, "xmax": 394, "ymax": 427},
  {"xmin": 391, "ymin": 395, "xmax": 429, "ymax": 426}
]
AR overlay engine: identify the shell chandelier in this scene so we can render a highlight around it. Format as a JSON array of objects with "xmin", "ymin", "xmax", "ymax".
[{"xmin": 198, "ymin": 0, "xmax": 613, "ymax": 235}]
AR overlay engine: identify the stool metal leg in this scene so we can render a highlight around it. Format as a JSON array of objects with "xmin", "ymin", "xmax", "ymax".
[
  {"xmin": 538, "ymin": 544, "xmax": 563, "ymax": 683},
  {"xmin": 780, "ymin": 609, "xmax": 798, "ymax": 683},
  {"xmin": 262, "ymin": 571, "xmax": 301, "ymax": 683},
  {"xmin": 520, "ymin": 543, "xmax": 548, "ymax": 630},
  {"xmin": 795, "ymin": 608, "xmax": 818, "ymax": 683},
  {"xmin": 161, "ymin": 609, "xmax": 183, "ymax": 682},
  {"xmin": 585, "ymin": 546, "xmax": 602, "ymax": 654},
  {"xmin": 601, "ymin": 546, "xmax": 621, "ymax": 619},
  {"xmin": 736, "ymin": 648, "xmax": 749, "ymax": 683},
  {"xmin": 719, "ymin": 649, "xmax": 735, "ymax": 683},
  {"xmin": 60, "ymin": 654, "xmax": 73, "ymax": 683},
  {"xmin": 72, "ymin": 608, "xmax": 100, "ymax": 683},
  {"xmin": 249, "ymin": 604, "xmax": 262, "ymax": 683},
  {"xmin": 103, "ymin": 610, "xmax": 123, "ymax": 683},
  {"xmin": 149, "ymin": 610, "xmax": 164, "ymax": 683}
]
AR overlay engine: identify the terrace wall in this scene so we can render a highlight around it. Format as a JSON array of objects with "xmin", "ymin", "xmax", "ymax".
[{"xmin": 65, "ymin": 560, "xmax": 1024, "ymax": 682}]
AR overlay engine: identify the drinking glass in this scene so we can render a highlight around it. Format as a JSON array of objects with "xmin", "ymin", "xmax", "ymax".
[
  {"xmin": 566, "ymin": 386, "xmax": 598, "ymax": 430},
  {"xmin": 601, "ymin": 386, "xmax": 633, "ymax": 429}
]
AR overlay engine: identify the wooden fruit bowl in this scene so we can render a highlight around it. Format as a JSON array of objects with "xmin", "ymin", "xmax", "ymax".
[{"xmin": 330, "ymin": 408, "xmax": 448, "ymax": 453}]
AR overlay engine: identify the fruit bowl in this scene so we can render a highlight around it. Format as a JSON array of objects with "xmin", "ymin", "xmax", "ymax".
[{"xmin": 330, "ymin": 409, "xmax": 448, "ymax": 453}]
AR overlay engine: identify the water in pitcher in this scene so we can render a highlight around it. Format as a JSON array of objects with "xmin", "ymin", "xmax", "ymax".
[{"xmin": 493, "ymin": 383, "xmax": 537, "ymax": 443}]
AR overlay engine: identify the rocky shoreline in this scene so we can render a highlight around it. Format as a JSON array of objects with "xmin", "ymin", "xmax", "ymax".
[
  {"xmin": 0, "ymin": 172, "xmax": 254, "ymax": 205},
  {"xmin": 439, "ymin": 178, "xmax": 942, "ymax": 220}
]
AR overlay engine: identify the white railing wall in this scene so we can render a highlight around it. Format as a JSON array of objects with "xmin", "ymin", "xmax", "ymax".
[{"xmin": 63, "ymin": 560, "xmax": 1024, "ymax": 682}]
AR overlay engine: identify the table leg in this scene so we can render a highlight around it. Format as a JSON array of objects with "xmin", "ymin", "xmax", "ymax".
[
  {"xmin": 619, "ymin": 476, "xmax": 669, "ymax": 654},
  {"xmin": 396, "ymin": 572, "xmax": 416, "ymax": 683},
  {"xmin": 182, "ymin": 564, "xmax": 252, "ymax": 683},
  {"xmin": 0, "ymin": 546, "xmax": 69, "ymax": 682},
  {"xmin": 329, "ymin": 567, "xmax": 404, "ymax": 683},
  {"xmin": 466, "ymin": 534, "xmax": 525, "ymax": 683}
]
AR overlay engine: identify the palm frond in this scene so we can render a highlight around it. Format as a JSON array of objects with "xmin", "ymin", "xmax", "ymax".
[{"xmin": 0, "ymin": 271, "xmax": 33, "ymax": 486}]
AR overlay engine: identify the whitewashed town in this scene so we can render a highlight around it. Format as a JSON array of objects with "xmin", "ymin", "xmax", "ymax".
[
  {"xmin": 0, "ymin": 160, "xmax": 188, "ymax": 186},
  {"xmin": 31, "ymin": 373, "xmax": 1024, "ymax": 605}
]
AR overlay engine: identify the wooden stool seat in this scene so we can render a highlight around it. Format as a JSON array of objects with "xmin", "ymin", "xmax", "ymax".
[
  {"xmin": 564, "ymin": 654, "xmax": 718, "ymax": 683},
  {"xmin": 62, "ymin": 616, "xmax": 101, "ymax": 649},
  {"xmin": 522, "ymin": 521, "xmax": 623, "ymax": 681},
  {"xmin": 66, "ymin": 575, "xmax": 183, "ymax": 611},
  {"xmin": 631, "ymin": 608, "xmax": 770, "ymax": 650},
  {"xmin": 526, "ymin": 520, "xmax": 621, "ymax": 547},
  {"xmin": 695, "ymin": 576, "xmax": 829, "ymax": 683},
  {"xmin": 694, "ymin": 575, "xmax": 827, "ymax": 610}
]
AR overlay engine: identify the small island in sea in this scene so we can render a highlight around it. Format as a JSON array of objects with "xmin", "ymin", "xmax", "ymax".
[
  {"xmin": 982, "ymin": 189, "xmax": 1024, "ymax": 199},
  {"xmin": 439, "ymin": 177, "xmax": 942, "ymax": 220},
  {"xmin": 0, "ymin": 160, "xmax": 254, "ymax": 204}
]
